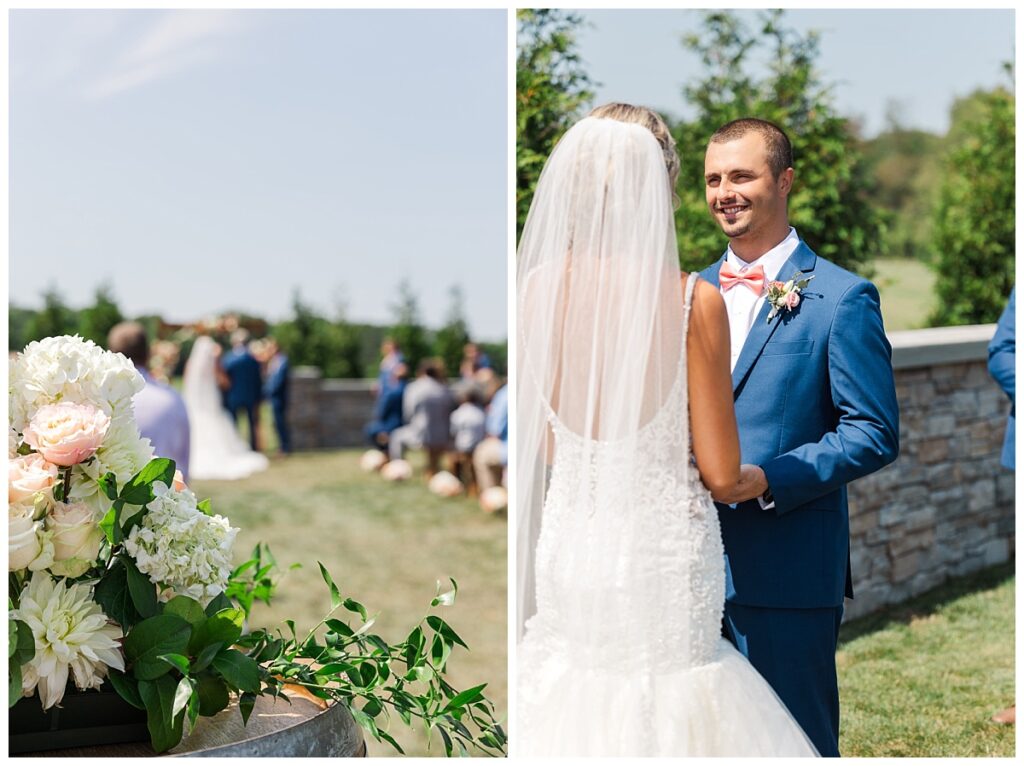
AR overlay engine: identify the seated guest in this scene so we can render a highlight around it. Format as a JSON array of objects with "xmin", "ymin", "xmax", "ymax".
[
  {"xmin": 364, "ymin": 362, "xmax": 409, "ymax": 452},
  {"xmin": 472, "ymin": 382, "xmax": 508, "ymax": 497},
  {"xmin": 108, "ymin": 322, "xmax": 191, "ymax": 480},
  {"xmin": 389, "ymin": 358, "xmax": 454, "ymax": 475},
  {"xmin": 449, "ymin": 385, "xmax": 487, "ymax": 495}
]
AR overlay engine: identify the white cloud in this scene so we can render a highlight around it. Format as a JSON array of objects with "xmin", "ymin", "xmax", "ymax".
[{"xmin": 83, "ymin": 10, "xmax": 242, "ymax": 100}]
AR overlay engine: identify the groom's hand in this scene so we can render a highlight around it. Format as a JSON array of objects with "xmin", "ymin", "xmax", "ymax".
[{"xmin": 711, "ymin": 464, "xmax": 769, "ymax": 505}]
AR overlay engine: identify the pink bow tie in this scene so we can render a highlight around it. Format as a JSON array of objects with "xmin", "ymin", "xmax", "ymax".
[{"xmin": 719, "ymin": 262, "xmax": 765, "ymax": 294}]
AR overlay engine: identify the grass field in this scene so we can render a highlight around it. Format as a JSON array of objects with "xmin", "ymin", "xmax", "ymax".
[
  {"xmin": 871, "ymin": 257, "xmax": 938, "ymax": 331},
  {"xmin": 838, "ymin": 563, "xmax": 1015, "ymax": 757},
  {"xmin": 190, "ymin": 448, "xmax": 507, "ymax": 757}
]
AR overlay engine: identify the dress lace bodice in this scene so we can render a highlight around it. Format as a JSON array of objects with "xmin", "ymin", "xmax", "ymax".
[{"xmin": 525, "ymin": 274, "xmax": 726, "ymax": 673}]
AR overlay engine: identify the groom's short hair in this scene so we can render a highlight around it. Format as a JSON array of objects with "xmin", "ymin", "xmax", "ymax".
[
  {"xmin": 710, "ymin": 118, "xmax": 792, "ymax": 179},
  {"xmin": 108, "ymin": 321, "xmax": 149, "ymax": 370}
]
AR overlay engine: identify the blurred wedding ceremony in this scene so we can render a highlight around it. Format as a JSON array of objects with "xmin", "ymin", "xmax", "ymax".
[
  {"xmin": 518, "ymin": 7, "xmax": 1014, "ymax": 758},
  {"xmin": 10, "ymin": 9, "xmax": 506, "ymax": 756}
]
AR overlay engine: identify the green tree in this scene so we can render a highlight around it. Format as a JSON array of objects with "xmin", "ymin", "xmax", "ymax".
[
  {"xmin": 516, "ymin": 9, "xmax": 595, "ymax": 239},
  {"xmin": 673, "ymin": 11, "xmax": 884, "ymax": 275},
  {"xmin": 25, "ymin": 286, "xmax": 77, "ymax": 342},
  {"xmin": 433, "ymin": 285, "xmax": 471, "ymax": 377},
  {"xmin": 389, "ymin": 280, "xmax": 431, "ymax": 375},
  {"xmin": 79, "ymin": 285, "xmax": 125, "ymax": 346},
  {"xmin": 9, "ymin": 306, "xmax": 35, "ymax": 351},
  {"xmin": 325, "ymin": 293, "xmax": 364, "ymax": 380},
  {"xmin": 929, "ymin": 87, "xmax": 1015, "ymax": 326}
]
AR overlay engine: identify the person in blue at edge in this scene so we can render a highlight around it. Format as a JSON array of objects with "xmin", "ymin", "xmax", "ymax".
[
  {"xmin": 699, "ymin": 118, "xmax": 900, "ymax": 756},
  {"xmin": 221, "ymin": 328, "xmax": 263, "ymax": 451},
  {"xmin": 365, "ymin": 362, "xmax": 409, "ymax": 453},
  {"xmin": 261, "ymin": 337, "xmax": 291, "ymax": 456},
  {"xmin": 987, "ymin": 286, "xmax": 1014, "ymax": 726}
]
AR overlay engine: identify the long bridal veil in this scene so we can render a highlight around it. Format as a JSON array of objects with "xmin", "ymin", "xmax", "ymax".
[
  {"xmin": 516, "ymin": 116, "xmax": 685, "ymax": 638},
  {"xmin": 183, "ymin": 336, "xmax": 269, "ymax": 481}
]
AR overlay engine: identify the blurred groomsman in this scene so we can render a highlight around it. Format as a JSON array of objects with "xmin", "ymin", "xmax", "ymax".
[
  {"xmin": 262, "ymin": 337, "xmax": 291, "ymax": 455},
  {"xmin": 222, "ymin": 328, "xmax": 263, "ymax": 451},
  {"xmin": 988, "ymin": 287, "xmax": 1014, "ymax": 727},
  {"xmin": 107, "ymin": 322, "xmax": 191, "ymax": 480}
]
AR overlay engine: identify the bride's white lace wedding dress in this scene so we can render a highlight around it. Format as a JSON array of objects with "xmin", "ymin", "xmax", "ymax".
[
  {"xmin": 517, "ymin": 275, "xmax": 817, "ymax": 757},
  {"xmin": 183, "ymin": 336, "xmax": 269, "ymax": 481}
]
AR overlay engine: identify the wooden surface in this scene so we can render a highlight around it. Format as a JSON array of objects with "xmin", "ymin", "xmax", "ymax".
[{"xmin": 21, "ymin": 688, "xmax": 365, "ymax": 758}]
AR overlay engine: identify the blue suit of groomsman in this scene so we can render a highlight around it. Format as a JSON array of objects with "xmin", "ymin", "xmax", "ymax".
[
  {"xmin": 701, "ymin": 120, "xmax": 899, "ymax": 757},
  {"xmin": 264, "ymin": 345, "xmax": 291, "ymax": 454},
  {"xmin": 988, "ymin": 288, "xmax": 1015, "ymax": 470},
  {"xmin": 222, "ymin": 333, "xmax": 263, "ymax": 451}
]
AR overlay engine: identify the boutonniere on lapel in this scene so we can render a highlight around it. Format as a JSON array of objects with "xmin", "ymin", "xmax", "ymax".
[{"xmin": 765, "ymin": 272, "xmax": 815, "ymax": 322}]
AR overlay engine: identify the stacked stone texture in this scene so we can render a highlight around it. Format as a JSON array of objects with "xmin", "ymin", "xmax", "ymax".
[{"xmin": 845, "ymin": 330, "xmax": 1014, "ymax": 619}]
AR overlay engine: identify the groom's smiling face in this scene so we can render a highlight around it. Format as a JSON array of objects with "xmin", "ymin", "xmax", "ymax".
[{"xmin": 704, "ymin": 132, "xmax": 792, "ymax": 252}]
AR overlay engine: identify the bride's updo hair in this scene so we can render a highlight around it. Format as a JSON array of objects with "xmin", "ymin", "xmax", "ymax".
[{"xmin": 588, "ymin": 102, "xmax": 680, "ymax": 203}]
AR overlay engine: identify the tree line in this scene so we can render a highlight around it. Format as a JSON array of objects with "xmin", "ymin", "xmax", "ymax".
[
  {"xmin": 9, "ymin": 280, "xmax": 507, "ymax": 380},
  {"xmin": 517, "ymin": 9, "xmax": 1015, "ymax": 326}
]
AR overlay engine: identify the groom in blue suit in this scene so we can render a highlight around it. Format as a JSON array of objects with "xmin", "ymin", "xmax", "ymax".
[{"xmin": 699, "ymin": 119, "xmax": 900, "ymax": 756}]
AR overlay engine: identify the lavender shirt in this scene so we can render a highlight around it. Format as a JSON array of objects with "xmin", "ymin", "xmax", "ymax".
[{"xmin": 134, "ymin": 369, "xmax": 191, "ymax": 480}]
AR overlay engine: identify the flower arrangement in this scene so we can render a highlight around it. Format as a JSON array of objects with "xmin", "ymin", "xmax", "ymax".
[
  {"xmin": 8, "ymin": 335, "xmax": 506, "ymax": 756},
  {"xmin": 765, "ymin": 272, "xmax": 815, "ymax": 322}
]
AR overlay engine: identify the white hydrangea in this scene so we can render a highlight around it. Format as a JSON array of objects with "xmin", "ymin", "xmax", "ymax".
[
  {"xmin": 122, "ymin": 482, "xmax": 238, "ymax": 606},
  {"xmin": 9, "ymin": 335, "xmax": 143, "ymax": 434},
  {"xmin": 72, "ymin": 413, "xmax": 155, "ymax": 518},
  {"xmin": 9, "ymin": 427, "xmax": 20, "ymax": 459}
]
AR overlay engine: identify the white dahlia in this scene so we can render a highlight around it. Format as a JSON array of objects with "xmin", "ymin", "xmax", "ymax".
[
  {"xmin": 12, "ymin": 573, "xmax": 124, "ymax": 710},
  {"xmin": 122, "ymin": 482, "xmax": 237, "ymax": 606}
]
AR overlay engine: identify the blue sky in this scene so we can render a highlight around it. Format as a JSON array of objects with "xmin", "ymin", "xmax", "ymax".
[
  {"xmin": 576, "ymin": 9, "xmax": 1014, "ymax": 138},
  {"xmin": 11, "ymin": 10, "xmax": 508, "ymax": 340}
]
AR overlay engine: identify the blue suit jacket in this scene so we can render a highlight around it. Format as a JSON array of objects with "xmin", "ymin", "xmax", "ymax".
[
  {"xmin": 263, "ymin": 354, "xmax": 290, "ymax": 407},
  {"xmin": 988, "ymin": 288, "xmax": 1015, "ymax": 469},
  {"xmin": 222, "ymin": 348, "xmax": 262, "ymax": 410},
  {"xmin": 700, "ymin": 241, "xmax": 900, "ymax": 609}
]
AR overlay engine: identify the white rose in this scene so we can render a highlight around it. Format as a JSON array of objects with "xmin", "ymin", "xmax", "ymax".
[
  {"xmin": 47, "ymin": 502, "xmax": 103, "ymax": 576},
  {"xmin": 9, "ymin": 453, "xmax": 60, "ymax": 508},
  {"xmin": 9, "ymin": 505, "xmax": 53, "ymax": 571}
]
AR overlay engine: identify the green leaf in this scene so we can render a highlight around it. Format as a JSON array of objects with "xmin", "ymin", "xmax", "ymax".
[
  {"xmin": 342, "ymin": 598, "xmax": 367, "ymax": 621},
  {"xmin": 8, "ymin": 657, "xmax": 22, "ymax": 708},
  {"xmin": 158, "ymin": 653, "xmax": 191, "ymax": 675},
  {"xmin": 12, "ymin": 620, "xmax": 34, "ymax": 665},
  {"xmin": 121, "ymin": 458, "xmax": 176, "ymax": 505},
  {"xmin": 108, "ymin": 669, "xmax": 145, "ymax": 710},
  {"xmin": 426, "ymin": 615, "xmax": 468, "ymax": 649},
  {"xmin": 211, "ymin": 648, "xmax": 260, "ymax": 694},
  {"xmin": 98, "ymin": 507, "xmax": 118, "ymax": 544},
  {"xmin": 193, "ymin": 642, "xmax": 221, "ymax": 673},
  {"xmin": 94, "ymin": 563, "xmax": 142, "ymax": 629},
  {"xmin": 404, "ymin": 627, "xmax": 424, "ymax": 668},
  {"xmin": 124, "ymin": 615, "xmax": 191, "ymax": 681},
  {"xmin": 188, "ymin": 608, "xmax": 244, "ymax": 656},
  {"xmin": 164, "ymin": 595, "xmax": 206, "ymax": 626},
  {"xmin": 196, "ymin": 498, "xmax": 213, "ymax": 516},
  {"xmin": 204, "ymin": 592, "xmax": 232, "ymax": 617},
  {"xmin": 431, "ymin": 577, "xmax": 458, "ymax": 607},
  {"xmin": 138, "ymin": 675, "xmax": 185, "ymax": 753},
  {"xmin": 442, "ymin": 683, "xmax": 487, "ymax": 713},
  {"xmin": 172, "ymin": 676, "xmax": 194, "ymax": 719},
  {"xmin": 98, "ymin": 472, "xmax": 119, "ymax": 501},
  {"xmin": 239, "ymin": 691, "xmax": 257, "ymax": 726},
  {"xmin": 124, "ymin": 557, "xmax": 158, "ymax": 619},
  {"xmin": 7, "ymin": 621, "xmax": 15, "ymax": 659},
  {"xmin": 317, "ymin": 562, "xmax": 342, "ymax": 609},
  {"xmin": 195, "ymin": 674, "xmax": 230, "ymax": 716}
]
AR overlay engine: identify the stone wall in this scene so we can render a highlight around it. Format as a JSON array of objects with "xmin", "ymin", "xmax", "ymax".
[
  {"xmin": 284, "ymin": 325, "xmax": 1016, "ymax": 620},
  {"xmin": 845, "ymin": 324, "xmax": 1015, "ymax": 619}
]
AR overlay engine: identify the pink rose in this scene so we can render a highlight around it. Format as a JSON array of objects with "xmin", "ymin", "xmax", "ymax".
[
  {"xmin": 785, "ymin": 291, "xmax": 801, "ymax": 309},
  {"xmin": 8, "ymin": 453, "xmax": 59, "ymax": 505},
  {"xmin": 770, "ymin": 280, "xmax": 786, "ymax": 291},
  {"xmin": 23, "ymin": 403, "xmax": 111, "ymax": 467}
]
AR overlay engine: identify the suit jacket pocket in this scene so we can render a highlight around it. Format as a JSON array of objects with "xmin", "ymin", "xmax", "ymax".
[{"xmin": 761, "ymin": 339, "xmax": 814, "ymax": 356}]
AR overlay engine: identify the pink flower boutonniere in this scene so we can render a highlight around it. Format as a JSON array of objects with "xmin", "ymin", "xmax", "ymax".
[{"xmin": 765, "ymin": 272, "xmax": 814, "ymax": 322}]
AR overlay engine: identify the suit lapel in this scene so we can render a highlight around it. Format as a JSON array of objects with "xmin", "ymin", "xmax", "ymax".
[{"xmin": 731, "ymin": 241, "xmax": 818, "ymax": 393}]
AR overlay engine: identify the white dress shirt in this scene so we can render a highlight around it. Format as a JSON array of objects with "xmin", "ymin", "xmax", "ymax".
[
  {"xmin": 721, "ymin": 227, "xmax": 801, "ymax": 372},
  {"xmin": 719, "ymin": 227, "xmax": 800, "ymax": 509}
]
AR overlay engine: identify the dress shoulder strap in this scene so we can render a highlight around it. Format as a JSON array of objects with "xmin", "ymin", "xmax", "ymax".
[{"xmin": 682, "ymin": 271, "xmax": 699, "ymax": 332}]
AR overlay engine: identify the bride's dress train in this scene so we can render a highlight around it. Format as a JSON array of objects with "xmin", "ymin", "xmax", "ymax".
[
  {"xmin": 517, "ymin": 275, "xmax": 817, "ymax": 757},
  {"xmin": 183, "ymin": 336, "xmax": 269, "ymax": 481}
]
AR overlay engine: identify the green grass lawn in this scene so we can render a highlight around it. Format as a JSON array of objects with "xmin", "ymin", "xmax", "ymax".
[
  {"xmin": 190, "ymin": 448, "xmax": 507, "ymax": 757},
  {"xmin": 838, "ymin": 563, "xmax": 1015, "ymax": 757},
  {"xmin": 872, "ymin": 257, "xmax": 938, "ymax": 331}
]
